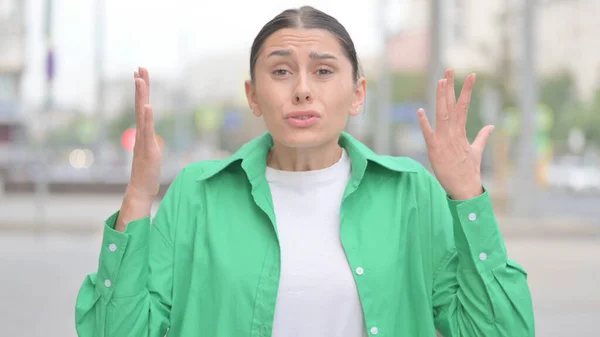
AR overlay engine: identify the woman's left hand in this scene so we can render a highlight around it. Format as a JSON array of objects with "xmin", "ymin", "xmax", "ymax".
[{"xmin": 417, "ymin": 69, "xmax": 495, "ymax": 200}]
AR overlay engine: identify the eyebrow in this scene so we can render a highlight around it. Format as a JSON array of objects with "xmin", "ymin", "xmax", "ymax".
[{"xmin": 266, "ymin": 49, "xmax": 338, "ymax": 60}]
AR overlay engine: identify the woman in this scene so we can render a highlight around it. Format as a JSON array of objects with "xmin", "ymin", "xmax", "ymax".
[{"xmin": 75, "ymin": 6, "xmax": 534, "ymax": 337}]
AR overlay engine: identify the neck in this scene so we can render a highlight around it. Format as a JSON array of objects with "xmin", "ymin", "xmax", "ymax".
[{"xmin": 267, "ymin": 138, "xmax": 343, "ymax": 171}]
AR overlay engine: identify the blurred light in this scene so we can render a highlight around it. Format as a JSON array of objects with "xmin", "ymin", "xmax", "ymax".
[
  {"xmin": 195, "ymin": 106, "xmax": 222, "ymax": 132},
  {"xmin": 69, "ymin": 148, "xmax": 94, "ymax": 169},
  {"xmin": 83, "ymin": 149, "xmax": 95, "ymax": 168},
  {"xmin": 122, "ymin": 128, "xmax": 136, "ymax": 152}
]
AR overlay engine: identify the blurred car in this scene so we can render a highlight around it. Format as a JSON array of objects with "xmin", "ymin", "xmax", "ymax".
[{"xmin": 546, "ymin": 155, "xmax": 600, "ymax": 194}]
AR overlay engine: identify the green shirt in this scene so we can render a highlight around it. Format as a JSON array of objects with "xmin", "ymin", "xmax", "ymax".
[{"xmin": 75, "ymin": 132, "xmax": 534, "ymax": 337}]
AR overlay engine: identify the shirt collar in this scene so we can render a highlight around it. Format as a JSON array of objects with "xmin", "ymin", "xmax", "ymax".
[{"xmin": 195, "ymin": 132, "xmax": 418, "ymax": 182}]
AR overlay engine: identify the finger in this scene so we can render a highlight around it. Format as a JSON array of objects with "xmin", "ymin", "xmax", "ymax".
[
  {"xmin": 417, "ymin": 108, "xmax": 435, "ymax": 146},
  {"xmin": 139, "ymin": 67, "xmax": 150, "ymax": 104},
  {"xmin": 472, "ymin": 125, "xmax": 494, "ymax": 153},
  {"xmin": 134, "ymin": 78, "xmax": 147, "ymax": 141},
  {"xmin": 457, "ymin": 73, "xmax": 476, "ymax": 127},
  {"xmin": 134, "ymin": 71, "xmax": 140, "ymax": 79},
  {"xmin": 436, "ymin": 79, "xmax": 449, "ymax": 131},
  {"xmin": 445, "ymin": 69, "xmax": 457, "ymax": 118},
  {"xmin": 156, "ymin": 135, "xmax": 165, "ymax": 151},
  {"xmin": 143, "ymin": 104, "xmax": 156, "ymax": 147},
  {"xmin": 445, "ymin": 69, "xmax": 456, "ymax": 106}
]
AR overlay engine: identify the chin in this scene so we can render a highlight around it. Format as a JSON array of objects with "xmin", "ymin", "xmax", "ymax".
[{"xmin": 274, "ymin": 129, "xmax": 332, "ymax": 149}]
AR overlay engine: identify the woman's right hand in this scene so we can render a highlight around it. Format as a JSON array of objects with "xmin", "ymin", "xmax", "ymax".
[
  {"xmin": 115, "ymin": 67, "xmax": 162, "ymax": 231},
  {"xmin": 127, "ymin": 67, "xmax": 163, "ymax": 202}
]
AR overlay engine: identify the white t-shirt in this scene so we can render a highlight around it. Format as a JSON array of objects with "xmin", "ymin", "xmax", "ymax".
[{"xmin": 266, "ymin": 149, "xmax": 367, "ymax": 337}]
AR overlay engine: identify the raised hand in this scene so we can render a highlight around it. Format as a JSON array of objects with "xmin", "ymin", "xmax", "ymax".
[
  {"xmin": 127, "ymin": 67, "xmax": 163, "ymax": 202},
  {"xmin": 417, "ymin": 69, "xmax": 495, "ymax": 200}
]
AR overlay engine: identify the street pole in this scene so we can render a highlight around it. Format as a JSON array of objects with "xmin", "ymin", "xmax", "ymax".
[
  {"xmin": 426, "ymin": 0, "xmax": 444, "ymax": 132},
  {"xmin": 95, "ymin": 0, "xmax": 106, "ymax": 168},
  {"xmin": 513, "ymin": 0, "xmax": 538, "ymax": 216},
  {"xmin": 35, "ymin": 0, "xmax": 54, "ymax": 234},
  {"xmin": 374, "ymin": 0, "xmax": 391, "ymax": 155}
]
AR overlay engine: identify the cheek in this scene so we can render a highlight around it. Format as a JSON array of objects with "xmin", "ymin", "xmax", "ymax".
[
  {"xmin": 255, "ymin": 82, "xmax": 284, "ymax": 110},
  {"xmin": 319, "ymin": 81, "xmax": 354, "ymax": 114}
]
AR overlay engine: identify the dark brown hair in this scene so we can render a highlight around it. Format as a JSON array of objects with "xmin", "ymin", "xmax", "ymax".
[{"xmin": 249, "ymin": 6, "xmax": 360, "ymax": 82}]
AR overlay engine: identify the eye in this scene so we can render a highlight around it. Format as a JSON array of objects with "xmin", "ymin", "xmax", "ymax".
[
  {"xmin": 272, "ymin": 69, "xmax": 290, "ymax": 76},
  {"xmin": 316, "ymin": 68, "xmax": 334, "ymax": 76}
]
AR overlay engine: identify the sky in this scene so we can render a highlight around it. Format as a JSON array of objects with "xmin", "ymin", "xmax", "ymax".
[{"xmin": 20, "ymin": 0, "xmax": 409, "ymax": 113}]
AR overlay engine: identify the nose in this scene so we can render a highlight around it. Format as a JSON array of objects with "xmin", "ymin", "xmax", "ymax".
[{"xmin": 293, "ymin": 75, "xmax": 313, "ymax": 104}]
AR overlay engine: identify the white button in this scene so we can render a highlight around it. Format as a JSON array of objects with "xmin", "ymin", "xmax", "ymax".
[
  {"xmin": 104, "ymin": 279, "xmax": 112, "ymax": 288},
  {"xmin": 370, "ymin": 326, "xmax": 379, "ymax": 335},
  {"xmin": 109, "ymin": 243, "xmax": 117, "ymax": 252},
  {"xmin": 356, "ymin": 267, "xmax": 364, "ymax": 275},
  {"xmin": 468, "ymin": 213, "xmax": 477, "ymax": 221},
  {"xmin": 479, "ymin": 252, "xmax": 488, "ymax": 261}
]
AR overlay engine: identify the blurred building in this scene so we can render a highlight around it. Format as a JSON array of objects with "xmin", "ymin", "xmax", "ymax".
[
  {"xmin": 0, "ymin": 0, "xmax": 26, "ymax": 168},
  {"xmin": 389, "ymin": 0, "xmax": 600, "ymax": 100}
]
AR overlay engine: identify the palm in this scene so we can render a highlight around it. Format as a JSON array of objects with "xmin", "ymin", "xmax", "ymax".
[
  {"xmin": 417, "ymin": 69, "xmax": 494, "ymax": 200},
  {"xmin": 128, "ymin": 67, "xmax": 163, "ymax": 199}
]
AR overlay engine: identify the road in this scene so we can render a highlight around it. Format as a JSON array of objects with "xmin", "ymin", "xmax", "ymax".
[{"xmin": 0, "ymin": 232, "xmax": 598, "ymax": 336}]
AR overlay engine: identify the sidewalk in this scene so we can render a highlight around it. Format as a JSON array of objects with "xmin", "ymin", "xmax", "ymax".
[
  {"xmin": 0, "ymin": 194, "xmax": 158, "ymax": 234},
  {"xmin": 1, "ymin": 194, "xmax": 599, "ymax": 238}
]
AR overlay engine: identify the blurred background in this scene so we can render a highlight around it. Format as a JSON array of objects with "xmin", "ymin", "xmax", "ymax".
[{"xmin": 0, "ymin": 0, "xmax": 599, "ymax": 336}]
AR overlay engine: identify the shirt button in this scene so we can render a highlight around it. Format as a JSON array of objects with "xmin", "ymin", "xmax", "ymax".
[
  {"xmin": 479, "ymin": 252, "xmax": 488, "ymax": 261},
  {"xmin": 108, "ymin": 243, "xmax": 117, "ymax": 252},
  {"xmin": 370, "ymin": 326, "xmax": 379, "ymax": 335},
  {"xmin": 468, "ymin": 212, "xmax": 477, "ymax": 221},
  {"xmin": 355, "ymin": 267, "xmax": 364, "ymax": 276},
  {"xmin": 104, "ymin": 279, "xmax": 112, "ymax": 288}
]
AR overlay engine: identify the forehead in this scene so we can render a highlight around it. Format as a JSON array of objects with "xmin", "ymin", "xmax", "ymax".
[{"xmin": 259, "ymin": 28, "xmax": 345, "ymax": 57}]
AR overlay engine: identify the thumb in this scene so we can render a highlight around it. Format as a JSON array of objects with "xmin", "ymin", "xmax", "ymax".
[
  {"xmin": 472, "ymin": 125, "xmax": 494, "ymax": 153},
  {"xmin": 156, "ymin": 135, "xmax": 165, "ymax": 151}
]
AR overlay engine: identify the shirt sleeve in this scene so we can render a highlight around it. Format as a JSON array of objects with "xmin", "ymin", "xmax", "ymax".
[
  {"xmin": 96, "ymin": 211, "xmax": 152, "ymax": 299},
  {"xmin": 75, "ymin": 170, "xmax": 186, "ymax": 337},
  {"xmin": 425, "ymin": 173, "xmax": 535, "ymax": 337}
]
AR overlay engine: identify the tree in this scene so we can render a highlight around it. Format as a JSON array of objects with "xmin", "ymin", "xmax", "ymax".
[
  {"xmin": 538, "ymin": 71, "xmax": 578, "ymax": 146},
  {"xmin": 583, "ymin": 89, "xmax": 600, "ymax": 148}
]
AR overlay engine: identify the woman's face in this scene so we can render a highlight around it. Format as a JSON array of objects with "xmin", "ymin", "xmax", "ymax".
[{"xmin": 245, "ymin": 28, "xmax": 366, "ymax": 149}]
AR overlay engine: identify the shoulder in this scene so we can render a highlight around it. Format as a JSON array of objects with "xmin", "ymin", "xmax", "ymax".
[
  {"xmin": 367, "ymin": 153, "xmax": 442, "ymax": 195},
  {"xmin": 175, "ymin": 133, "xmax": 272, "ymax": 183},
  {"xmin": 371, "ymin": 154, "xmax": 427, "ymax": 174},
  {"xmin": 164, "ymin": 156, "xmax": 242, "ymax": 199},
  {"xmin": 180, "ymin": 158, "xmax": 236, "ymax": 181},
  {"xmin": 341, "ymin": 132, "xmax": 429, "ymax": 178}
]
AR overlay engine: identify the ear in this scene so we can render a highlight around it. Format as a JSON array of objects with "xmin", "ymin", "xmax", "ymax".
[
  {"xmin": 350, "ymin": 77, "xmax": 367, "ymax": 116},
  {"xmin": 245, "ymin": 80, "xmax": 261, "ymax": 117}
]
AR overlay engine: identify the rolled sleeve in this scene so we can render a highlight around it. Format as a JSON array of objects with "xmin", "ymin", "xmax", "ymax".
[
  {"xmin": 447, "ymin": 189, "xmax": 508, "ymax": 273},
  {"xmin": 95, "ymin": 211, "xmax": 151, "ymax": 300}
]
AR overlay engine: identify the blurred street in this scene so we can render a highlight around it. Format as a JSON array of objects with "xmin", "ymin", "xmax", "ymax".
[
  {"xmin": 0, "ymin": 228, "xmax": 598, "ymax": 337},
  {"xmin": 1, "ymin": 188, "xmax": 599, "ymax": 233}
]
